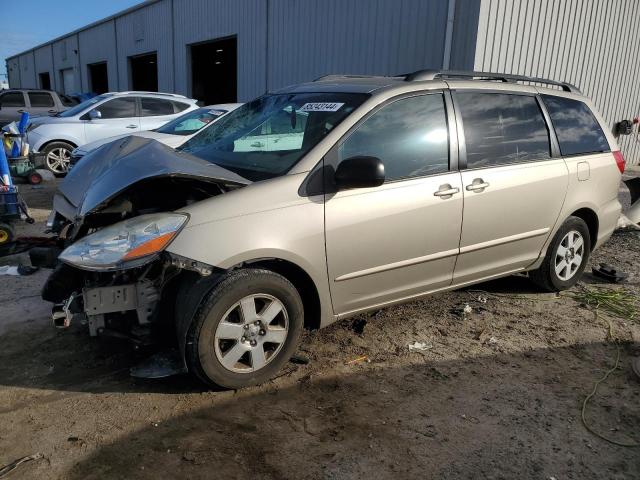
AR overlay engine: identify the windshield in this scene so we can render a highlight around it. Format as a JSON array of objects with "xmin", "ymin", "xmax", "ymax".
[
  {"xmin": 57, "ymin": 94, "xmax": 108, "ymax": 118},
  {"xmin": 155, "ymin": 107, "xmax": 231, "ymax": 136},
  {"xmin": 179, "ymin": 93, "xmax": 367, "ymax": 181}
]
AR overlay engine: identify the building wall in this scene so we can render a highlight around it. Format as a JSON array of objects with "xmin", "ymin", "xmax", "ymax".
[
  {"xmin": 34, "ymin": 45, "xmax": 55, "ymax": 90},
  {"xmin": 6, "ymin": 0, "xmax": 476, "ymax": 100},
  {"xmin": 79, "ymin": 20, "xmax": 118, "ymax": 91},
  {"xmin": 51, "ymin": 34, "xmax": 81, "ymax": 93},
  {"xmin": 115, "ymin": 0, "xmax": 174, "ymax": 92},
  {"xmin": 17, "ymin": 53, "xmax": 36, "ymax": 88},
  {"xmin": 266, "ymin": 0, "xmax": 452, "ymax": 90},
  {"xmin": 173, "ymin": 0, "xmax": 267, "ymax": 101},
  {"xmin": 474, "ymin": 0, "xmax": 640, "ymax": 165}
]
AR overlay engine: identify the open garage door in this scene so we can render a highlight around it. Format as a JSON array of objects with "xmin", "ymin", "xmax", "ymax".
[
  {"xmin": 190, "ymin": 37, "xmax": 237, "ymax": 105},
  {"xmin": 130, "ymin": 52, "xmax": 158, "ymax": 92},
  {"xmin": 88, "ymin": 62, "xmax": 108, "ymax": 94}
]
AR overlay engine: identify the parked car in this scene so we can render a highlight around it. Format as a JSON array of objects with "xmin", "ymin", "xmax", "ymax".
[
  {"xmin": 69, "ymin": 103, "xmax": 242, "ymax": 167},
  {"xmin": 40, "ymin": 70, "xmax": 623, "ymax": 389},
  {"xmin": 26, "ymin": 91, "xmax": 199, "ymax": 174},
  {"xmin": 0, "ymin": 88, "xmax": 77, "ymax": 126}
]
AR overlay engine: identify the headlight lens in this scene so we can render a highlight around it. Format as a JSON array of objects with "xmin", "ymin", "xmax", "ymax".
[{"xmin": 59, "ymin": 213, "xmax": 188, "ymax": 270}]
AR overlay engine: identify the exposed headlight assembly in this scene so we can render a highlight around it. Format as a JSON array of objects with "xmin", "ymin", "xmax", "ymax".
[{"xmin": 59, "ymin": 213, "xmax": 188, "ymax": 271}]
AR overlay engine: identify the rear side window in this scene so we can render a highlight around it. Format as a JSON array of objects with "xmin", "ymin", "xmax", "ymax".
[
  {"xmin": 97, "ymin": 97, "xmax": 136, "ymax": 119},
  {"xmin": 0, "ymin": 92, "xmax": 25, "ymax": 107},
  {"xmin": 457, "ymin": 92, "xmax": 551, "ymax": 168},
  {"xmin": 28, "ymin": 92, "xmax": 54, "ymax": 107},
  {"xmin": 141, "ymin": 98, "xmax": 175, "ymax": 116},
  {"xmin": 339, "ymin": 94, "xmax": 449, "ymax": 181},
  {"xmin": 172, "ymin": 101, "xmax": 190, "ymax": 113},
  {"xmin": 541, "ymin": 95, "xmax": 609, "ymax": 156}
]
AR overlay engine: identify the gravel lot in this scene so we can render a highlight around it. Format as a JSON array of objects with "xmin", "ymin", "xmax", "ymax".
[{"xmin": 0, "ymin": 178, "xmax": 639, "ymax": 479}]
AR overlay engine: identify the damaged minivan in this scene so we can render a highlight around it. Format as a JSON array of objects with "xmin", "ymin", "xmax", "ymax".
[{"xmin": 41, "ymin": 71, "xmax": 624, "ymax": 388}]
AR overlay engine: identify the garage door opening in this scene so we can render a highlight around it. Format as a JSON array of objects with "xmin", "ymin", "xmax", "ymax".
[
  {"xmin": 190, "ymin": 37, "xmax": 237, "ymax": 105},
  {"xmin": 88, "ymin": 62, "xmax": 108, "ymax": 94},
  {"xmin": 39, "ymin": 72, "xmax": 51, "ymax": 90},
  {"xmin": 129, "ymin": 52, "xmax": 158, "ymax": 92}
]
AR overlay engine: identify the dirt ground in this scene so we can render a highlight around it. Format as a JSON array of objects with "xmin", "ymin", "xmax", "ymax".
[{"xmin": 0, "ymin": 178, "xmax": 639, "ymax": 479}]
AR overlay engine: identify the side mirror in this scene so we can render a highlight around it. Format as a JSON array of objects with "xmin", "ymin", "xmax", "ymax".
[
  {"xmin": 334, "ymin": 156, "xmax": 385, "ymax": 190},
  {"xmin": 88, "ymin": 109, "xmax": 101, "ymax": 120}
]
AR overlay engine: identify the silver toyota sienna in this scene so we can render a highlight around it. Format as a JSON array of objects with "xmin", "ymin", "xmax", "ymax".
[{"xmin": 42, "ymin": 70, "xmax": 624, "ymax": 388}]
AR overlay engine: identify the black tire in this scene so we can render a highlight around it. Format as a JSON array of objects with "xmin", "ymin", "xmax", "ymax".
[
  {"xmin": 185, "ymin": 268, "xmax": 304, "ymax": 389},
  {"xmin": 42, "ymin": 141, "xmax": 74, "ymax": 176},
  {"xmin": 0, "ymin": 223, "xmax": 15, "ymax": 244},
  {"xmin": 28, "ymin": 171, "xmax": 43, "ymax": 185},
  {"xmin": 529, "ymin": 216, "xmax": 591, "ymax": 291}
]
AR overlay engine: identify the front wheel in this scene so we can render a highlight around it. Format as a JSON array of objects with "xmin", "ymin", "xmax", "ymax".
[
  {"xmin": 185, "ymin": 269, "xmax": 304, "ymax": 389},
  {"xmin": 0, "ymin": 223, "xmax": 15, "ymax": 244},
  {"xmin": 529, "ymin": 216, "xmax": 591, "ymax": 291},
  {"xmin": 42, "ymin": 141, "xmax": 74, "ymax": 175}
]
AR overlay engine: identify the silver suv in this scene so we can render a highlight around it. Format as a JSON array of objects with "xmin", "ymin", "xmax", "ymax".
[
  {"xmin": 42, "ymin": 70, "xmax": 624, "ymax": 389},
  {"xmin": 27, "ymin": 91, "xmax": 199, "ymax": 174}
]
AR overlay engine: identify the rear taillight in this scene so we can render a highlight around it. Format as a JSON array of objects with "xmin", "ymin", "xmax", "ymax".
[{"xmin": 613, "ymin": 150, "xmax": 625, "ymax": 174}]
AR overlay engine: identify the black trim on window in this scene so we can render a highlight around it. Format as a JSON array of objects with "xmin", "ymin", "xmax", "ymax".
[{"xmin": 451, "ymin": 89, "xmax": 558, "ymax": 171}]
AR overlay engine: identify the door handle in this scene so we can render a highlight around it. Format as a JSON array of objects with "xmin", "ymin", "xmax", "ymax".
[
  {"xmin": 466, "ymin": 179, "xmax": 490, "ymax": 192},
  {"xmin": 433, "ymin": 184, "xmax": 460, "ymax": 198},
  {"xmin": 126, "ymin": 125, "xmax": 138, "ymax": 129},
  {"xmin": 48, "ymin": 109, "xmax": 57, "ymax": 113},
  {"xmin": 17, "ymin": 109, "xmax": 25, "ymax": 113}
]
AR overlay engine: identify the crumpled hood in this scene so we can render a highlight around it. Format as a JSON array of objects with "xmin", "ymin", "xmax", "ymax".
[
  {"xmin": 75, "ymin": 131, "xmax": 180, "ymax": 155},
  {"xmin": 57, "ymin": 136, "xmax": 250, "ymax": 218}
]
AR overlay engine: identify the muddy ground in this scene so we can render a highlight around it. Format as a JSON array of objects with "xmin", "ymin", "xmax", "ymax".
[{"xmin": 0, "ymin": 178, "xmax": 639, "ymax": 479}]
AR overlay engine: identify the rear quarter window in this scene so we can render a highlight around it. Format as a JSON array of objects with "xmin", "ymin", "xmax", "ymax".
[{"xmin": 541, "ymin": 95, "xmax": 610, "ymax": 156}]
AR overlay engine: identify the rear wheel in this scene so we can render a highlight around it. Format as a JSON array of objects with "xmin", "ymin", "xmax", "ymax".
[
  {"xmin": 529, "ymin": 216, "xmax": 591, "ymax": 291},
  {"xmin": 185, "ymin": 269, "xmax": 304, "ymax": 389},
  {"xmin": 42, "ymin": 141, "xmax": 74, "ymax": 175}
]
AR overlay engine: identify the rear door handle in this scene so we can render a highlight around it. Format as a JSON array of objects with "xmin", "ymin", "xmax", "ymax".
[
  {"xmin": 126, "ymin": 125, "xmax": 138, "ymax": 129},
  {"xmin": 466, "ymin": 179, "xmax": 490, "ymax": 192},
  {"xmin": 433, "ymin": 184, "xmax": 460, "ymax": 198}
]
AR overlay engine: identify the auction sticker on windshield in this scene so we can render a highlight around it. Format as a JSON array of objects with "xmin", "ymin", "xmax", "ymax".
[{"xmin": 298, "ymin": 102, "xmax": 344, "ymax": 112}]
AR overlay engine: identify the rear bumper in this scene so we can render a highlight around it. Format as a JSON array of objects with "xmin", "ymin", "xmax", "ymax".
[{"xmin": 594, "ymin": 197, "xmax": 622, "ymax": 250}]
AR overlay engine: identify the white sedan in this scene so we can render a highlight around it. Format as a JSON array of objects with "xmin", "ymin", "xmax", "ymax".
[{"xmin": 70, "ymin": 103, "xmax": 242, "ymax": 168}]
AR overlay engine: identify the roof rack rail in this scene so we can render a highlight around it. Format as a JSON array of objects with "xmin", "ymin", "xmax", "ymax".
[
  {"xmin": 113, "ymin": 91, "xmax": 188, "ymax": 98},
  {"xmin": 313, "ymin": 74, "xmax": 381, "ymax": 82},
  {"xmin": 404, "ymin": 69, "xmax": 581, "ymax": 94}
]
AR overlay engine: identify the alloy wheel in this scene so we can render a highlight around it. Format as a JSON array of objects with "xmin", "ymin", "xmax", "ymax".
[
  {"xmin": 554, "ymin": 230, "xmax": 585, "ymax": 281},
  {"xmin": 46, "ymin": 147, "xmax": 71, "ymax": 173},
  {"xmin": 214, "ymin": 294, "xmax": 289, "ymax": 373}
]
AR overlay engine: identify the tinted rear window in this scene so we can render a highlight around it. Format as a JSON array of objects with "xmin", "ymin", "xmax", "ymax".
[
  {"xmin": 141, "ymin": 97, "xmax": 175, "ymax": 116},
  {"xmin": 457, "ymin": 92, "xmax": 551, "ymax": 168},
  {"xmin": 541, "ymin": 95, "xmax": 609, "ymax": 156}
]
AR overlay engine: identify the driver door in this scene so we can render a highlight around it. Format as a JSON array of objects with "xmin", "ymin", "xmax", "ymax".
[{"xmin": 324, "ymin": 92, "xmax": 463, "ymax": 315}]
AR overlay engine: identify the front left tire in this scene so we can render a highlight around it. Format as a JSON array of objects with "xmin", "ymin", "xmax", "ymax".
[{"xmin": 185, "ymin": 268, "xmax": 304, "ymax": 389}]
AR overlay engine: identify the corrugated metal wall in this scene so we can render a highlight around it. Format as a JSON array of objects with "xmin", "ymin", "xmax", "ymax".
[
  {"xmin": 79, "ymin": 20, "xmax": 118, "ymax": 91},
  {"xmin": 17, "ymin": 53, "xmax": 36, "ymax": 88},
  {"xmin": 267, "ymin": 0, "xmax": 451, "ymax": 90},
  {"xmin": 51, "ymin": 34, "xmax": 81, "ymax": 93},
  {"xmin": 5, "ymin": 0, "xmax": 479, "ymax": 101},
  {"xmin": 173, "ymin": 0, "xmax": 267, "ymax": 101},
  {"xmin": 474, "ymin": 0, "xmax": 640, "ymax": 165},
  {"xmin": 115, "ymin": 0, "xmax": 174, "ymax": 92},
  {"xmin": 34, "ymin": 45, "xmax": 55, "ymax": 90}
]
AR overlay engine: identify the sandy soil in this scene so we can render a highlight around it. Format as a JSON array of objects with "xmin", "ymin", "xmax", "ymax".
[{"xmin": 0, "ymin": 178, "xmax": 639, "ymax": 479}]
